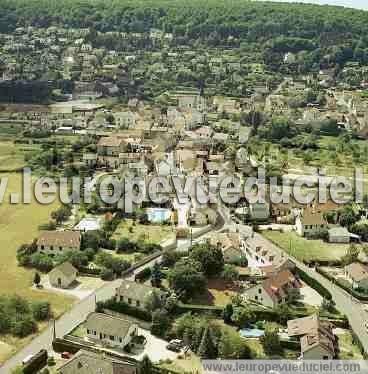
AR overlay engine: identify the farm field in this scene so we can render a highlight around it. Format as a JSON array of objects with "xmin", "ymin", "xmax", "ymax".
[
  {"xmin": 263, "ymin": 230, "xmax": 349, "ymax": 262},
  {"xmin": 0, "ymin": 171, "xmax": 75, "ymax": 363}
]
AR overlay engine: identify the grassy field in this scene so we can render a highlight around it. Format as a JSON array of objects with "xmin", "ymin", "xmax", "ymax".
[
  {"xmin": 0, "ymin": 141, "xmax": 39, "ymax": 172},
  {"xmin": 262, "ymin": 231, "xmax": 348, "ymax": 262},
  {"xmin": 337, "ymin": 331, "xmax": 364, "ymax": 359},
  {"xmin": 0, "ymin": 172, "xmax": 75, "ymax": 363},
  {"xmin": 113, "ymin": 219, "xmax": 175, "ymax": 244},
  {"xmin": 190, "ymin": 278, "xmax": 239, "ymax": 306}
]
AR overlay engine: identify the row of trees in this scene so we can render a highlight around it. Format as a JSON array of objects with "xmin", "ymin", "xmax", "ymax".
[{"xmin": 0, "ymin": 295, "xmax": 51, "ymax": 338}]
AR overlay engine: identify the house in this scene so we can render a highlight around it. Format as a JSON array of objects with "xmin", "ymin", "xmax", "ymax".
[
  {"xmin": 57, "ymin": 349, "xmax": 137, "ymax": 374},
  {"xmin": 85, "ymin": 312, "xmax": 138, "ymax": 349},
  {"xmin": 244, "ymin": 235, "xmax": 295, "ymax": 271},
  {"xmin": 209, "ymin": 233, "xmax": 246, "ymax": 265},
  {"xmin": 190, "ymin": 207, "xmax": 217, "ymax": 226},
  {"xmin": 345, "ymin": 262, "xmax": 368, "ymax": 290},
  {"xmin": 249, "ymin": 202, "xmax": 270, "ymax": 221},
  {"xmin": 115, "ymin": 280, "xmax": 166, "ymax": 310},
  {"xmin": 114, "ymin": 111, "xmax": 136, "ymax": 129},
  {"xmin": 48, "ymin": 262, "xmax": 77, "ymax": 289},
  {"xmin": 37, "ymin": 231, "xmax": 81, "ymax": 256},
  {"xmin": 287, "ymin": 314, "xmax": 336, "ymax": 360},
  {"xmin": 328, "ymin": 226, "xmax": 350, "ymax": 243},
  {"xmin": 177, "ymin": 94, "xmax": 207, "ymax": 112},
  {"xmin": 97, "ymin": 137, "xmax": 126, "ymax": 157},
  {"xmin": 243, "ymin": 270, "xmax": 301, "ymax": 308},
  {"xmin": 295, "ymin": 207, "xmax": 328, "ymax": 237}
]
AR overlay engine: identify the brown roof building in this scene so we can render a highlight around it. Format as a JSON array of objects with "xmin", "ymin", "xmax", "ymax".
[{"xmin": 37, "ymin": 231, "xmax": 81, "ymax": 256}]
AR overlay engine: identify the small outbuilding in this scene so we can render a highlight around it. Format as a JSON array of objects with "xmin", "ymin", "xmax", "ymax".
[
  {"xmin": 328, "ymin": 227, "xmax": 350, "ymax": 243},
  {"xmin": 48, "ymin": 262, "xmax": 77, "ymax": 289}
]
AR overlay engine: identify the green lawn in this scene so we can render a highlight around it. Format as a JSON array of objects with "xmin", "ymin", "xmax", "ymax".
[
  {"xmin": 113, "ymin": 219, "xmax": 175, "ymax": 244},
  {"xmin": 0, "ymin": 172, "xmax": 75, "ymax": 364},
  {"xmin": 262, "ymin": 231, "xmax": 348, "ymax": 262},
  {"xmin": 337, "ymin": 331, "xmax": 364, "ymax": 359}
]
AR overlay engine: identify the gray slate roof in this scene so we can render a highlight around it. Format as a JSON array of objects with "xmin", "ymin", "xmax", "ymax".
[
  {"xmin": 57, "ymin": 349, "xmax": 136, "ymax": 374},
  {"xmin": 85, "ymin": 312, "xmax": 136, "ymax": 338},
  {"xmin": 116, "ymin": 280, "xmax": 164, "ymax": 302},
  {"xmin": 50, "ymin": 262, "xmax": 77, "ymax": 277}
]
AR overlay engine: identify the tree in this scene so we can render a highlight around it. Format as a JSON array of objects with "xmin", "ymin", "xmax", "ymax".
[
  {"xmin": 167, "ymin": 258, "xmax": 206, "ymax": 299},
  {"xmin": 151, "ymin": 309, "xmax": 170, "ymax": 337},
  {"xmin": 139, "ymin": 355, "xmax": 153, "ymax": 374},
  {"xmin": 32, "ymin": 301, "xmax": 51, "ymax": 321},
  {"xmin": 221, "ymin": 265, "xmax": 239, "ymax": 282},
  {"xmin": 100, "ymin": 267, "xmax": 114, "ymax": 281},
  {"xmin": 274, "ymin": 303, "xmax": 292, "ymax": 325},
  {"xmin": 164, "ymin": 293, "xmax": 178, "ymax": 312},
  {"xmin": 197, "ymin": 326, "xmax": 217, "ymax": 359},
  {"xmin": 144, "ymin": 290, "xmax": 163, "ymax": 312},
  {"xmin": 189, "ymin": 242, "xmax": 224, "ymax": 277},
  {"xmin": 117, "ymin": 237, "xmax": 137, "ymax": 253},
  {"xmin": 12, "ymin": 317, "xmax": 37, "ymax": 337},
  {"xmin": 150, "ymin": 262, "xmax": 163, "ymax": 288},
  {"xmin": 218, "ymin": 331, "xmax": 251, "ymax": 359},
  {"xmin": 231, "ymin": 306, "xmax": 255, "ymax": 327},
  {"xmin": 341, "ymin": 244, "xmax": 360, "ymax": 266},
  {"xmin": 261, "ymin": 324, "xmax": 281, "ymax": 355},
  {"xmin": 223, "ymin": 303, "xmax": 234, "ymax": 324},
  {"xmin": 33, "ymin": 272, "xmax": 41, "ymax": 287}
]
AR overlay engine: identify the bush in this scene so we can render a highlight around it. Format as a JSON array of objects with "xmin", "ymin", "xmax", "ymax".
[
  {"xmin": 47, "ymin": 356, "xmax": 56, "ymax": 367},
  {"xmin": 100, "ymin": 268, "xmax": 114, "ymax": 281},
  {"xmin": 28, "ymin": 253, "xmax": 54, "ymax": 272},
  {"xmin": 12, "ymin": 317, "xmax": 37, "ymax": 337},
  {"xmin": 32, "ymin": 301, "xmax": 52, "ymax": 321},
  {"xmin": 135, "ymin": 267, "xmax": 151, "ymax": 282}
]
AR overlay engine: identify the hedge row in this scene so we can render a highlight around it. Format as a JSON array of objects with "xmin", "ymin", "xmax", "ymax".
[
  {"xmin": 52, "ymin": 338, "xmax": 82, "ymax": 354},
  {"xmin": 96, "ymin": 299, "xmax": 152, "ymax": 322},
  {"xmin": 295, "ymin": 267, "xmax": 332, "ymax": 300},
  {"xmin": 316, "ymin": 267, "xmax": 368, "ymax": 301},
  {"xmin": 78, "ymin": 266, "xmax": 101, "ymax": 276},
  {"xmin": 23, "ymin": 349, "xmax": 48, "ymax": 374}
]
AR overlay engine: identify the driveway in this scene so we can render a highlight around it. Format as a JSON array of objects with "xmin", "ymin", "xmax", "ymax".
[
  {"xmin": 299, "ymin": 281, "xmax": 323, "ymax": 307},
  {"xmin": 129, "ymin": 328, "xmax": 178, "ymax": 362},
  {"xmin": 39, "ymin": 276, "xmax": 107, "ymax": 300}
]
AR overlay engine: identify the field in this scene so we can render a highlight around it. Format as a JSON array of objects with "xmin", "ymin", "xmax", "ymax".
[
  {"xmin": 0, "ymin": 169, "xmax": 75, "ymax": 363},
  {"xmin": 113, "ymin": 219, "xmax": 175, "ymax": 244},
  {"xmin": 0, "ymin": 141, "xmax": 39, "ymax": 172},
  {"xmin": 262, "ymin": 231, "xmax": 348, "ymax": 262}
]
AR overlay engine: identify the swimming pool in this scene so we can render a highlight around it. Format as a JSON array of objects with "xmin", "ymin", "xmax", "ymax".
[
  {"xmin": 146, "ymin": 208, "xmax": 172, "ymax": 223},
  {"xmin": 239, "ymin": 328, "xmax": 264, "ymax": 338}
]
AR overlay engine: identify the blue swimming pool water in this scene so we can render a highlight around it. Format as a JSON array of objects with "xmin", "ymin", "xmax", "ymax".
[
  {"xmin": 239, "ymin": 328, "xmax": 264, "ymax": 338},
  {"xmin": 146, "ymin": 208, "xmax": 171, "ymax": 223}
]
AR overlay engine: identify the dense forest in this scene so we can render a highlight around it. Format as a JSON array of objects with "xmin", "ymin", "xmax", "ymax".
[{"xmin": 1, "ymin": 0, "xmax": 368, "ymax": 69}]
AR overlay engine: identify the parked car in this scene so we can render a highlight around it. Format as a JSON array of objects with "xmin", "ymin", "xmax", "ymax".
[
  {"xmin": 22, "ymin": 354, "xmax": 35, "ymax": 365},
  {"xmin": 166, "ymin": 343, "xmax": 181, "ymax": 352},
  {"xmin": 166, "ymin": 339, "xmax": 184, "ymax": 352},
  {"xmin": 61, "ymin": 352, "xmax": 73, "ymax": 359}
]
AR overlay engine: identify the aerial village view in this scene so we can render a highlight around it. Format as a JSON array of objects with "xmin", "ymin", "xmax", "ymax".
[{"xmin": 1, "ymin": 0, "xmax": 368, "ymax": 373}]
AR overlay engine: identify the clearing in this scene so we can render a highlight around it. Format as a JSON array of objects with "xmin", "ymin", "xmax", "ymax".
[
  {"xmin": 113, "ymin": 219, "xmax": 175, "ymax": 244},
  {"xmin": 263, "ymin": 231, "xmax": 348, "ymax": 262}
]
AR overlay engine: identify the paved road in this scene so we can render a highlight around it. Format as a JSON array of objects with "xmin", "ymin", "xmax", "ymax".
[{"xmin": 241, "ymin": 227, "xmax": 368, "ymax": 354}]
